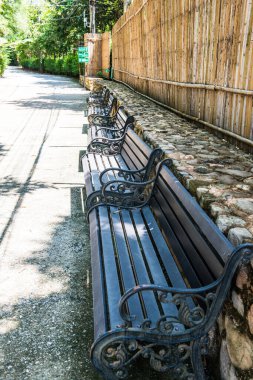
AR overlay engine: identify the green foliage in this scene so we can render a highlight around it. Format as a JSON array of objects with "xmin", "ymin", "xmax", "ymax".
[
  {"xmin": 0, "ymin": 48, "xmax": 9, "ymax": 76},
  {"xmin": 96, "ymin": 0, "xmax": 124, "ymax": 32},
  {"xmin": 1, "ymin": 0, "xmax": 123, "ymax": 77},
  {"xmin": 32, "ymin": 54, "xmax": 79, "ymax": 77},
  {"xmin": 0, "ymin": 0, "xmax": 26, "ymax": 41}
]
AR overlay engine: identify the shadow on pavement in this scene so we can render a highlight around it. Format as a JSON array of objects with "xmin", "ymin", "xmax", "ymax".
[
  {"xmin": 6, "ymin": 93, "xmax": 84, "ymax": 112},
  {"xmin": 0, "ymin": 187, "xmax": 101, "ymax": 380},
  {"xmin": 0, "ymin": 143, "xmax": 8, "ymax": 158},
  {"xmin": 0, "ymin": 188, "xmax": 172, "ymax": 380},
  {"xmin": 0, "ymin": 176, "xmax": 54, "ymax": 196}
]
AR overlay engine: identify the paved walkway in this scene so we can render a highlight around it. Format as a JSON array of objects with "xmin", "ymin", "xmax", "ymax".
[
  {"xmin": 0, "ymin": 68, "xmax": 169, "ymax": 380},
  {"xmin": 0, "ymin": 67, "xmax": 99, "ymax": 380}
]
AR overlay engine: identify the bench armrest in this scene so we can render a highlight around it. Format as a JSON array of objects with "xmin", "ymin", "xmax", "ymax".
[
  {"xmin": 86, "ymin": 159, "xmax": 173, "ymax": 213},
  {"xmin": 89, "ymin": 115, "xmax": 116, "ymax": 126},
  {"xmin": 99, "ymin": 148, "xmax": 163, "ymax": 184},
  {"xmin": 94, "ymin": 123, "xmax": 134, "ymax": 137},
  {"xmin": 98, "ymin": 159, "xmax": 172, "ymax": 208},
  {"xmin": 87, "ymin": 134, "xmax": 127, "ymax": 155},
  {"xmin": 86, "ymin": 177, "xmax": 157, "ymax": 215},
  {"xmin": 119, "ymin": 244, "xmax": 253, "ymax": 338}
]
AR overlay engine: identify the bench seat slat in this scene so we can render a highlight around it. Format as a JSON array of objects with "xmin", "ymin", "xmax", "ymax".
[
  {"xmin": 98, "ymin": 207, "xmax": 122, "ymax": 330},
  {"xmin": 86, "ymin": 154, "xmax": 100, "ymax": 192},
  {"xmin": 120, "ymin": 210, "xmax": 161, "ymax": 323},
  {"xmin": 110, "ymin": 207, "xmax": 144, "ymax": 325},
  {"xmin": 112, "ymin": 154, "xmax": 129, "ymax": 170},
  {"xmin": 131, "ymin": 208, "xmax": 179, "ymax": 317},
  {"xmin": 142, "ymin": 207, "xmax": 194, "ymax": 290},
  {"xmin": 89, "ymin": 210, "xmax": 108, "ymax": 339},
  {"xmin": 82, "ymin": 157, "xmax": 93, "ymax": 197}
]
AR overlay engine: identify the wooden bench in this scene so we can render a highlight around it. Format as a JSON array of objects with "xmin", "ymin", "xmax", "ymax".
[
  {"xmin": 82, "ymin": 128, "xmax": 163, "ymax": 214},
  {"xmin": 84, "ymin": 149, "xmax": 253, "ymax": 379},
  {"xmin": 88, "ymin": 93, "xmax": 118, "ymax": 124},
  {"xmin": 86, "ymin": 107, "xmax": 135, "ymax": 155}
]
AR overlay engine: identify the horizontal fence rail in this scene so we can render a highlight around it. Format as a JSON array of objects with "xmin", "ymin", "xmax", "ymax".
[{"xmin": 112, "ymin": 0, "xmax": 253, "ymax": 143}]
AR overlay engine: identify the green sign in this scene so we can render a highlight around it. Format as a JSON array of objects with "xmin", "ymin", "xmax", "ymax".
[
  {"xmin": 78, "ymin": 56, "xmax": 89, "ymax": 63},
  {"xmin": 78, "ymin": 47, "xmax": 88, "ymax": 54},
  {"xmin": 78, "ymin": 46, "xmax": 89, "ymax": 63}
]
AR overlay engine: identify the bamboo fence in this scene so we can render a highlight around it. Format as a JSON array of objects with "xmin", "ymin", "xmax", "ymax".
[{"xmin": 112, "ymin": 0, "xmax": 253, "ymax": 142}]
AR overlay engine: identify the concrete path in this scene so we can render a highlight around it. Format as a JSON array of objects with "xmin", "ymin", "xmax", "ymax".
[
  {"xmin": 0, "ymin": 67, "xmax": 101, "ymax": 380},
  {"xmin": 0, "ymin": 68, "xmax": 170, "ymax": 380}
]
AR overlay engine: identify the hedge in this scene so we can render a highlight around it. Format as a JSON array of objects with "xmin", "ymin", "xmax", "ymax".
[
  {"xmin": 0, "ymin": 49, "xmax": 9, "ymax": 77},
  {"xmin": 20, "ymin": 54, "xmax": 79, "ymax": 77}
]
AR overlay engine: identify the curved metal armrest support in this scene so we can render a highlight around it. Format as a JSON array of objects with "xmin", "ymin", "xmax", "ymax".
[
  {"xmin": 99, "ymin": 148, "xmax": 164, "ymax": 184},
  {"xmin": 90, "ymin": 135, "xmax": 126, "ymax": 144},
  {"xmin": 119, "ymin": 244, "xmax": 253, "ymax": 336},
  {"xmin": 87, "ymin": 134, "xmax": 127, "ymax": 156},
  {"xmin": 99, "ymin": 166, "xmax": 146, "ymax": 184},
  {"xmin": 86, "ymin": 178, "xmax": 156, "ymax": 215},
  {"xmin": 100, "ymin": 177, "xmax": 157, "ymax": 209},
  {"xmin": 95, "ymin": 121, "xmax": 134, "ymax": 136},
  {"xmin": 102, "ymin": 177, "xmax": 156, "ymax": 194},
  {"xmin": 95, "ymin": 124, "xmax": 127, "ymax": 136},
  {"xmin": 119, "ymin": 281, "xmax": 222, "ymax": 322},
  {"xmin": 88, "ymin": 114, "xmax": 116, "ymax": 126}
]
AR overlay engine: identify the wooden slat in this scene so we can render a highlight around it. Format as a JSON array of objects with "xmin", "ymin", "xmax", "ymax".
[
  {"xmin": 153, "ymin": 181, "xmax": 221, "ymax": 282},
  {"xmin": 142, "ymin": 206, "xmax": 196, "ymax": 296},
  {"xmin": 158, "ymin": 166, "xmax": 234, "ymax": 263},
  {"xmin": 89, "ymin": 210, "xmax": 108, "ymax": 339},
  {"xmin": 98, "ymin": 207, "xmax": 122, "ymax": 330},
  {"xmin": 131, "ymin": 208, "xmax": 179, "ymax": 317},
  {"xmin": 120, "ymin": 209, "xmax": 161, "ymax": 323},
  {"xmin": 110, "ymin": 208, "xmax": 144, "ymax": 325}
]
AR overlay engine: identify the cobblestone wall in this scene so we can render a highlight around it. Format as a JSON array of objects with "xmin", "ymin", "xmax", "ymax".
[{"xmin": 93, "ymin": 79, "xmax": 253, "ymax": 379}]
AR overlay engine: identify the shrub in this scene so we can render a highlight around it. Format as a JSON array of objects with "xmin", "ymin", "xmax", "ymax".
[
  {"xmin": 0, "ymin": 49, "xmax": 9, "ymax": 77},
  {"xmin": 19, "ymin": 53, "xmax": 79, "ymax": 78},
  {"xmin": 44, "ymin": 57, "xmax": 55, "ymax": 73}
]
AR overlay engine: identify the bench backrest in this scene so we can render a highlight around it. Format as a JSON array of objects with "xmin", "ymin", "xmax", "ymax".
[
  {"xmin": 151, "ymin": 164, "xmax": 234, "ymax": 287},
  {"xmin": 120, "ymin": 128, "xmax": 158, "ymax": 173},
  {"xmin": 110, "ymin": 106, "xmax": 135, "ymax": 137},
  {"xmin": 107, "ymin": 95, "xmax": 118, "ymax": 116}
]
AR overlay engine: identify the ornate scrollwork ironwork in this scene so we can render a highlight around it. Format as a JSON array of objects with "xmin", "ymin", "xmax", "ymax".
[
  {"xmin": 87, "ymin": 136, "xmax": 125, "ymax": 155},
  {"xmin": 86, "ymin": 158, "xmax": 173, "ymax": 214},
  {"xmin": 95, "ymin": 125, "xmax": 127, "ymax": 138},
  {"xmin": 118, "ymin": 244, "xmax": 253, "ymax": 339},
  {"xmin": 118, "ymin": 284, "xmax": 219, "ymax": 337},
  {"xmin": 86, "ymin": 178, "xmax": 155, "ymax": 215},
  {"xmin": 99, "ymin": 148, "xmax": 163, "ymax": 185},
  {"xmin": 100, "ymin": 339, "xmax": 196, "ymax": 379},
  {"xmin": 88, "ymin": 114, "xmax": 116, "ymax": 126}
]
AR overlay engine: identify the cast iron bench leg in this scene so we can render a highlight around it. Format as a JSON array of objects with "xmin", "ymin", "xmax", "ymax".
[{"xmin": 191, "ymin": 340, "xmax": 205, "ymax": 380}]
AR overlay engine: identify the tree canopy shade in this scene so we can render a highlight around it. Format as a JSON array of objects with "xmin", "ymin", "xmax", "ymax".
[{"xmin": 0, "ymin": 0, "xmax": 124, "ymax": 76}]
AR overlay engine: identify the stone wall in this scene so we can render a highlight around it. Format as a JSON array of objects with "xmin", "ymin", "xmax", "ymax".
[{"xmin": 93, "ymin": 79, "xmax": 253, "ymax": 379}]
